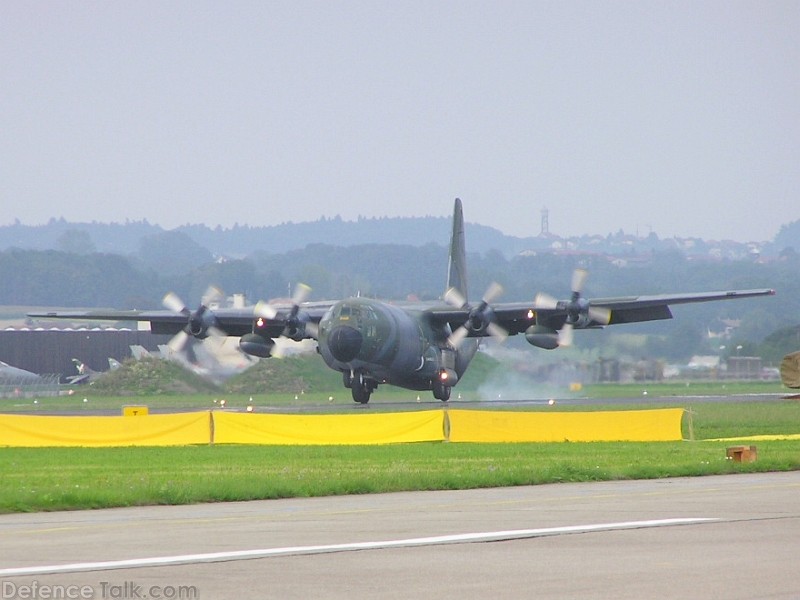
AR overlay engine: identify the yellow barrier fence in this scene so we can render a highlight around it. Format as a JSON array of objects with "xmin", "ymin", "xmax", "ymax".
[
  {"xmin": 0, "ymin": 412, "xmax": 210, "ymax": 447},
  {"xmin": 446, "ymin": 408, "xmax": 684, "ymax": 442},
  {"xmin": 212, "ymin": 410, "xmax": 445, "ymax": 445},
  {"xmin": 0, "ymin": 408, "xmax": 684, "ymax": 447}
]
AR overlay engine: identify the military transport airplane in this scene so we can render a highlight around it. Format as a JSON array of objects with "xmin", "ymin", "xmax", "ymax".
[{"xmin": 30, "ymin": 199, "xmax": 775, "ymax": 403}]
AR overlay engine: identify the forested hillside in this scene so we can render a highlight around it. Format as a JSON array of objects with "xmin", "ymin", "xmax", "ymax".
[
  {"xmin": 2, "ymin": 214, "xmax": 798, "ymax": 258},
  {"xmin": 0, "ymin": 216, "xmax": 521, "ymax": 257}
]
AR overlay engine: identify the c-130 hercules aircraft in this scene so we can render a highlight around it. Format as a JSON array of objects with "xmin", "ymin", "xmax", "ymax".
[{"xmin": 32, "ymin": 199, "xmax": 774, "ymax": 404}]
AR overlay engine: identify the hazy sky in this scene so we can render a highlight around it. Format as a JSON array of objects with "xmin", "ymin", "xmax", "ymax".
[{"xmin": 2, "ymin": 1, "xmax": 798, "ymax": 242}]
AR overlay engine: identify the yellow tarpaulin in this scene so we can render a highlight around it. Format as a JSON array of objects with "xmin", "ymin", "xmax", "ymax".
[
  {"xmin": 213, "ymin": 410, "xmax": 445, "ymax": 445},
  {"xmin": 0, "ymin": 408, "xmax": 685, "ymax": 447},
  {"xmin": 447, "ymin": 408, "xmax": 684, "ymax": 442},
  {"xmin": 0, "ymin": 412, "xmax": 210, "ymax": 447}
]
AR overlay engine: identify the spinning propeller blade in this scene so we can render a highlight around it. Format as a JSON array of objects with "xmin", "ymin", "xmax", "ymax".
[
  {"xmin": 162, "ymin": 286, "xmax": 226, "ymax": 351},
  {"xmin": 445, "ymin": 282, "xmax": 508, "ymax": 348},
  {"xmin": 252, "ymin": 283, "xmax": 316, "ymax": 349},
  {"xmin": 162, "ymin": 292, "xmax": 188, "ymax": 315},
  {"xmin": 534, "ymin": 269, "xmax": 612, "ymax": 347},
  {"xmin": 533, "ymin": 292, "xmax": 559, "ymax": 311},
  {"xmin": 571, "ymin": 268, "xmax": 588, "ymax": 296}
]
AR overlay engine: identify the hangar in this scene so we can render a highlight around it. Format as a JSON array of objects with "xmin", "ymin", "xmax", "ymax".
[{"xmin": 0, "ymin": 329, "xmax": 171, "ymax": 382}]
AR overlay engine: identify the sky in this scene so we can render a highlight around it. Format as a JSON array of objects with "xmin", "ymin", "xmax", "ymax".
[{"xmin": 2, "ymin": 1, "xmax": 798, "ymax": 242}]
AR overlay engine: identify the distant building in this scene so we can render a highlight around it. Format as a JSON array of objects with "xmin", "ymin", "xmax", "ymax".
[
  {"xmin": 0, "ymin": 329, "xmax": 171, "ymax": 382},
  {"xmin": 726, "ymin": 356, "xmax": 762, "ymax": 380}
]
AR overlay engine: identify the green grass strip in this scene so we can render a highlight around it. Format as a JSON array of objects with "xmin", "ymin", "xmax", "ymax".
[{"xmin": 2, "ymin": 440, "xmax": 799, "ymax": 513}]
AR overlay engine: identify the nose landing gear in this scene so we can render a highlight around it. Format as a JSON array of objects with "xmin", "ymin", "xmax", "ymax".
[
  {"xmin": 432, "ymin": 380, "xmax": 451, "ymax": 402},
  {"xmin": 344, "ymin": 370, "xmax": 376, "ymax": 404}
]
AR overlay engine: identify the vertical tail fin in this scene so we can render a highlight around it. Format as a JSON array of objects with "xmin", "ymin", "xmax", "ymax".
[{"xmin": 446, "ymin": 198, "xmax": 468, "ymax": 302}]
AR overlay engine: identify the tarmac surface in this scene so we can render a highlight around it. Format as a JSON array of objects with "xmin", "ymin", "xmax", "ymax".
[
  {"xmin": 1, "ymin": 391, "xmax": 789, "ymax": 416},
  {"xmin": 1, "ymin": 471, "xmax": 799, "ymax": 599}
]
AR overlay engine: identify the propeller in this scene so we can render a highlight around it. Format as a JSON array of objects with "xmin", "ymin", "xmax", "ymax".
[
  {"xmin": 533, "ymin": 269, "xmax": 611, "ymax": 347},
  {"xmin": 253, "ymin": 283, "xmax": 318, "ymax": 354},
  {"xmin": 162, "ymin": 286, "xmax": 226, "ymax": 352},
  {"xmin": 445, "ymin": 282, "xmax": 508, "ymax": 348}
]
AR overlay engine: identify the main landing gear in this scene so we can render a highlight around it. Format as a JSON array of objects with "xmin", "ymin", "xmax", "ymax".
[{"xmin": 342, "ymin": 371, "xmax": 451, "ymax": 403}]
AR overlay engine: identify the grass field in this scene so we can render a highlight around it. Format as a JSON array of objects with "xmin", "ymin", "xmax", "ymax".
[
  {"xmin": 3, "ymin": 439, "xmax": 799, "ymax": 514},
  {"xmin": 1, "ymin": 386, "xmax": 799, "ymax": 513}
]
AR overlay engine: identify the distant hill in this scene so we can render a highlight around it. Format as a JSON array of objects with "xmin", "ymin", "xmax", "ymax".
[
  {"xmin": 774, "ymin": 220, "xmax": 800, "ymax": 255},
  {"xmin": 0, "ymin": 216, "xmax": 529, "ymax": 257},
  {"xmin": 176, "ymin": 216, "xmax": 534, "ymax": 258},
  {"xmin": 0, "ymin": 218, "xmax": 163, "ymax": 254},
  {"xmin": 1, "ymin": 214, "xmax": 796, "ymax": 259}
]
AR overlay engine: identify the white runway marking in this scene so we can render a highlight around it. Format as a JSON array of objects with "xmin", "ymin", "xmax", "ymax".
[{"xmin": 0, "ymin": 518, "xmax": 718, "ymax": 576}]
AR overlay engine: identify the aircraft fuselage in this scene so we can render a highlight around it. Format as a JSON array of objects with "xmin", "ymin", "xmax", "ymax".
[{"xmin": 316, "ymin": 298, "xmax": 476, "ymax": 402}]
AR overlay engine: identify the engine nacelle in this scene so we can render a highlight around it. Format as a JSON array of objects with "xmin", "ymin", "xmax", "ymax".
[
  {"xmin": 239, "ymin": 333, "xmax": 275, "ymax": 358},
  {"xmin": 525, "ymin": 325, "xmax": 559, "ymax": 350},
  {"xmin": 467, "ymin": 306, "xmax": 495, "ymax": 334},
  {"xmin": 186, "ymin": 305, "xmax": 219, "ymax": 339}
]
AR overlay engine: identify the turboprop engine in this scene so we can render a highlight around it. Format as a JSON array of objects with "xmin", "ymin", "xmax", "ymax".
[{"xmin": 530, "ymin": 269, "xmax": 612, "ymax": 348}]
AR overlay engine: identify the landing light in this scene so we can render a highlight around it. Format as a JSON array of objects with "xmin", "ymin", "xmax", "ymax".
[
  {"xmin": 527, "ymin": 309, "xmax": 535, "ymax": 319},
  {"xmin": 256, "ymin": 317, "xmax": 265, "ymax": 328},
  {"xmin": 439, "ymin": 371, "xmax": 449, "ymax": 381}
]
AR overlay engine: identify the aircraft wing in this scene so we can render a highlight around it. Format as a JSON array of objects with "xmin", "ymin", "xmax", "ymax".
[
  {"xmin": 582, "ymin": 289, "xmax": 777, "ymax": 326},
  {"xmin": 28, "ymin": 303, "xmax": 334, "ymax": 340},
  {"xmin": 426, "ymin": 288, "xmax": 776, "ymax": 338},
  {"xmin": 29, "ymin": 309, "xmax": 200, "ymax": 334},
  {"xmin": 28, "ymin": 309, "xmax": 238, "ymax": 335}
]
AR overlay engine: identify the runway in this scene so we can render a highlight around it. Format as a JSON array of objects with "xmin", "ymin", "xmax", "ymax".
[
  {"xmin": 1, "ymin": 472, "xmax": 798, "ymax": 599},
  {"xmin": 3, "ymin": 391, "xmax": 786, "ymax": 418}
]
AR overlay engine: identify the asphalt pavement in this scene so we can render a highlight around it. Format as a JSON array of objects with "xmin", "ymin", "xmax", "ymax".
[{"xmin": 1, "ymin": 471, "xmax": 798, "ymax": 599}]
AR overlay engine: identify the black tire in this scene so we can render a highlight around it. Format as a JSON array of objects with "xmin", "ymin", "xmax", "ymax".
[
  {"xmin": 433, "ymin": 381, "xmax": 451, "ymax": 402},
  {"xmin": 352, "ymin": 385, "xmax": 371, "ymax": 404}
]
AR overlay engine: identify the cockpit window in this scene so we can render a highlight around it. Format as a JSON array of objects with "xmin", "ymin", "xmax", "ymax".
[{"xmin": 328, "ymin": 302, "xmax": 381, "ymax": 335}]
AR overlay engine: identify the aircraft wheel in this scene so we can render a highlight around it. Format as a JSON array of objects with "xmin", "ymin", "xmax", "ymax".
[
  {"xmin": 352, "ymin": 385, "xmax": 371, "ymax": 404},
  {"xmin": 433, "ymin": 381, "xmax": 451, "ymax": 402}
]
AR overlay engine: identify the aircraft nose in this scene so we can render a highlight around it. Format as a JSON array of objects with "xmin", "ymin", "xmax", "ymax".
[{"xmin": 327, "ymin": 325, "xmax": 363, "ymax": 362}]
